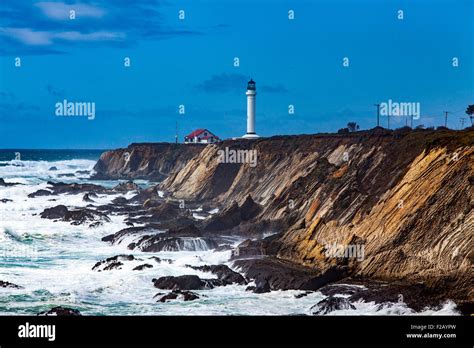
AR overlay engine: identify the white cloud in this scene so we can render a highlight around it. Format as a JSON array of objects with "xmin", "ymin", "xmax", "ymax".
[
  {"xmin": 35, "ymin": 1, "xmax": 106, "ymax": 20},
  {"xmin": 55, "ymin": 31, "xmax": 125, "ymax": 41},
  {"xmin": 0, "ymin": 27, "xmax": 125, "ymax": 46},
  {"xmin": 0, "ymin": 28, "xmax": 52, "ymax": 45}
]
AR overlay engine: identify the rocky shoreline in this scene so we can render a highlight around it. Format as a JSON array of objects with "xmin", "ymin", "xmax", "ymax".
[
  {"xmin": 2, "ymin": 128, "xmax": 472, "ymax": 315},
  {"xmin": 91, "ymin": 128, "xmax": 473, "ymax": 314}
]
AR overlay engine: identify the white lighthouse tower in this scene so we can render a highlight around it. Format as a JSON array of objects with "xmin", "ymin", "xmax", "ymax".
[{"xmin": 242, "ymin": 79, "xmax": 259, "ymax": 139}]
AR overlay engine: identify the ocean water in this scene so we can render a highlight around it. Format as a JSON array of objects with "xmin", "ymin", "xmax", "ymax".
[{"xmin": 0, "ymin": 150, "xmax": 459, "ymax": 315}]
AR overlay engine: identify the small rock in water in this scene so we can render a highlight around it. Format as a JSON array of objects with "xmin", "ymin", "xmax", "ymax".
[
  {"xmin": 49, "ymin": 166, "xmax": 58, "ymax": 171},
  {"xmin": 133, "ymin": 263, "xmax": 153, "ymax": 271},
  {"xmin": 83, "ymin": 193, "xmax": 95, "ymax": 202},
  {"xmin": 152, "ymin": 275, "xmax": 223, "ymax": 290},
  {"xmin": 40, "ymin": 205, "xmax": 111, "ymax": 226},
  {"xmin": 28, "ymin": 189, "xmax": 53, "ymax": 198},
  {"xmin": 92, "ymin": 254, "xmax": 135, "ymax": 271},
  {"xmin": 156, "ymin": 290, "xmax": 200, "ymax": 302},
  {"xmin": 0, "ymin": 280, "xmax": 23, "ymax": 289},
  {"xmin": 40, "ymin": 205, "xmax": 69, "ymax": 219},
  {"xmin": 38, "ymin": 306, "xmax": 81, "ymax": 316},
  {"xmin": 0, "ymin": 198, "xmax": 13, "ymax": 203},
  {"xmin": 310, "ymin": 296, "xmax": 356, "ymax": 315},
  {"xmin": 148, "ymin": 256, "xmax": 173, "ymax": 264},
  {"xmin": 0, "ymin": 178, "xmax": 20, "ymax": 186}
]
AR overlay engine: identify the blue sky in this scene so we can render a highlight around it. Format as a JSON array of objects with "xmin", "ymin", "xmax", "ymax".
[{"xmin": 0, "ymin": 0, "xmax": 473, "ymax": 149}]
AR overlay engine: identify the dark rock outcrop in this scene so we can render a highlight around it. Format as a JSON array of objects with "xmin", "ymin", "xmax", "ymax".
[
  {"xmin": 38, "ymin": 306, "xmax": 81, "ymax": 316},
  {"xmin": 319, "ymin": 283, "xmax": 365, "ymax": 297},
  {"xmin": 40, "ymin": 205, "xmax": 111, "ymax": 226},
  {"xmin": 148, "ymin": 256, "xmax": 173, "ymax": 264},
  {"xmin": 0, "ymin": 280, "xmax": 23, "ymax": 289},
  {"xmin": 0, "ymin": 178, "xmax": 19, "ymax": 186},
  {"xmin": 234, "ymin": 257, "xmax": 347, "ymax": 291},
  {"xmin": 31, "ymin": 181, "xmax": 109, "ymax": 197},
  {"xmin": 101, "ymin": 225, "xmax": 155, "ymax": 244},
  {"xmin": 40, "ymin": 205, "xmax": 69, "ymax": 219},
  {"xmin": 156, "ymin": 290, "xmax": 199, "ymax": 302},
  {"xmin": 28, "ymin": 189, "xmax": 52, "ymax": 198},
  {"xmin": 106, "ymin": 222, "xmax": 222, "ymax": 252},
  {"xmin": 133, "ymin": 263, "xmax": 153, "ymax": 271},
  {"xmin": 345, "ymin": 279, "xmax": 458, "ymax": 313},
  {"xmin": 92, "ymin": 255, "xmax": 135, "ymax": 271},
  {"xmin": 152, "ymin": 275, "xmax": 224, "ymax": 290},
  {"xmin": 310, "ymin": 296, "xmax": 356, "ymax": 315},
  {"xmin": 83, "ymin": 193, "xmax": 96, "ymax": 202},
  {"xmin": 316, "ymin": 278, "xmax": 474, "ymax": 314}
]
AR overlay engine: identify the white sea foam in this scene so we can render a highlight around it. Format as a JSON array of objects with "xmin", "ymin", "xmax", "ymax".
[
  {"xmin": 320, "ymin": 299, "xmax": 460, "ymax": 316},
  {"xmin": 192, "ymin": 213, "xmax": 207, "ymax": 220},
  {"xmin": 0, "ymin": 159, "xmax": 95, "ymax": 182}
]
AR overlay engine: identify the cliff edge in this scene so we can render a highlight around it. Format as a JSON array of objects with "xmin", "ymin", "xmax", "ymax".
[{"xmin": 92, "ymin": 143, "xmax": 204, "ymax": 181}]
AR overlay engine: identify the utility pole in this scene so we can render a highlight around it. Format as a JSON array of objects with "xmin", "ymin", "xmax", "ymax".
[
  {"xmin": 444, "ymin": 111, "xmax": 450, "ymax": 128},
  {"xmin": 374, "ymin": 104, "xmax": 380, "ymax": 127},
  {"xmin": 175, "ymin": 120, "xmax": 178, "ymax": 144},
  {"xmin": 410, "ymin": 114, "xmax": 413, "ymax": 129},
  {"xmin": 460, "ymin": 117, "xmax": 466, "ymax": 129}
]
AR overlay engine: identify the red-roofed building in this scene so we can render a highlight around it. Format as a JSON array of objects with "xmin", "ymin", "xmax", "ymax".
[{"xmin": 184, "ymin": 129, "xmax": 220, "ymax": 144}]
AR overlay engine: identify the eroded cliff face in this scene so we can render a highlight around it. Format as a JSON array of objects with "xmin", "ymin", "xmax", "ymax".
[
  {"xmin": 92, "ymin": 143, "xmax": 204, "ymax": 181},
  {"xmin": 159, "ymin": 130, "xmax": 473, "ymax": 303}
]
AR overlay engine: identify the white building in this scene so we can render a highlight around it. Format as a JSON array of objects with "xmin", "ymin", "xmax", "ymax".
[
  {"xmin": 242, "ymin": 79, "xmax": 260, "ymax": 139},
  {"xmin": 184, "ymin": 129, "xmax": 220, "ymax": 144}
]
